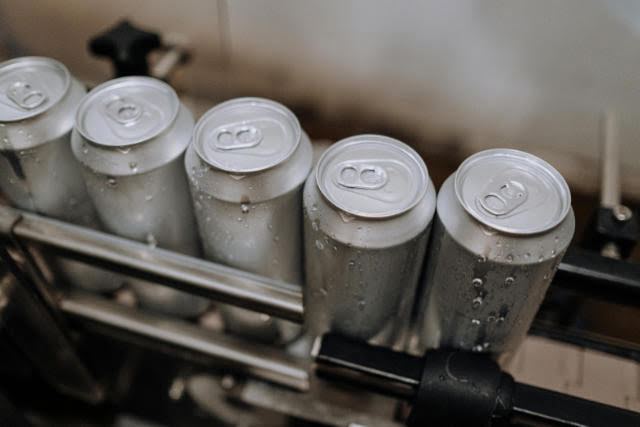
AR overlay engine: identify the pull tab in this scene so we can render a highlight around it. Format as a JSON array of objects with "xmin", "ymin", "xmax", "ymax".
[
  {"xmin": 336, "ymin": 163, "xmax": 388, "ymax": 190},
  {"xmin": 7, "ymin": 80, "xmax": 48, "ymax": 110},
  {"xmin": 105, "ymin": 97, "xmax": 143, "ymax": 125},
  {"xmin": 477, "ymin": 179, "xmax": 528, "ymax": 216},
  {"xmin": 214, "ymin": 125, "xmax": 263, "ymax": 151}
]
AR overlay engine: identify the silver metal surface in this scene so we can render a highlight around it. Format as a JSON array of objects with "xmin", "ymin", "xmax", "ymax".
[
  {"xmin": 0, "ymin": 56, "xmax": 121, "ymax": 293},
  {"xmin": 186, "ymin": 97, "xmax": 312, "ymax": 342},
  {"xmin": 304, "ymin": 135, "xmax": 435, "ymax": 348},
  {"xmin": 72, "ymin": 76, "xmax": 207, "ymax": 316},
  {"xmin": 60, "ymin": 290, "xmax": 309, "ymax": 391},
  {"xmin": 316, "ymin": 135, "xmax": 428, "ymax": 219},
  {"xmin": 2, "ymin": 206, "xmax": 303, "ymax": 322},
  {"xmin": 415, "ymin": 149, "xmax": 575, "ymax": 358},
  {"xmin": 454, "ymin": 149, "xmax": 571, "ymax": 235},
  {"xmin": 192, "ymin": 97, "xmax": 301, "ymax": 173}
]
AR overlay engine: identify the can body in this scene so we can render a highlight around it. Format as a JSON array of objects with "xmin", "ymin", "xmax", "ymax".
[
  {"xmin": 415, "ymin": 149, "xmax": 575, "ymax": 358},
  {"xmin": 303, "ymin": 135, "xmax": 435, "ymax": 348},
  {"xmin": 0, "ymin": 56, "xmax": 120, "ymax": 292},
  {"xmin": 185, "ymin": 98, "xmax": 312, "ymax": 342},
  {"xmin": 71, "ymin": 76, "xmax": 208, "ymax": 317}
]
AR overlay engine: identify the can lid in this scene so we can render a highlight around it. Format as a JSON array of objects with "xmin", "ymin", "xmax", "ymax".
[
  {"xmin": 316, "ymin": 135, "xmax": 429, "ymax": 218},
  {"xmin": 454, "ymin": 148, "xmax": 571, "ymax": 235},
  {"xmin": 75, "ymin": 76, "xmax": 179, "ymax": 147},
  {"xmin": 0, "ymin": 57, "xmax": 70, "ymax": 122},
  {"xmin": 193, "ymin": 98, "xmax": 301, "ymax": 173}
]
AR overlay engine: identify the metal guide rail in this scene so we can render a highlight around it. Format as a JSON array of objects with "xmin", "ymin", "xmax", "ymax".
[
  {"xmin": 1, "ymin": 204, "xmax": 640, "ymax": 426},
  {"xmin": 1, "ymin": 205, "xmax": 639, "ymax": 315}
]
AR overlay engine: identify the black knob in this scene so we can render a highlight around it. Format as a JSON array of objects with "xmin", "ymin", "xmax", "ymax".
[{"xmin": 89, "ymin": 20, "xmax": 161, "ymax": 77}]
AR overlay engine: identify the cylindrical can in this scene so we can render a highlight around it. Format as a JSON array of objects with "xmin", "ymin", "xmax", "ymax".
[
  {"xmin": 415, "ymin": 148, "xmax": 575, "ymax": 358},
  {"xmin": 0, "ymin": 56, "xmax": 121, "ymax": 292},
  {"xmin": 71, "ymin": 76, "xmax": 208, "ymax": 317},
  {"xmin": 185, "ymin": 97, "xmax": 312, "ymax": 343},
  {"xmin": 303, "ymin": 135, "xmax": 436, "ymax": 348}
]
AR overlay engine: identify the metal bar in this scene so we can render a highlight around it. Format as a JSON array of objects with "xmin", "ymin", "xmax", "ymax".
[
  {"xmin": 555, "ymin": 246, "xmax": 640, "ymax": 306},
  {"xmin": 315, "ymin": 334, "xmax": 640, "ymax": 427},
  {"xmin": 512, "ymin": 383, "xmax": 639, "ymax": 427},
  {"xmin": 600, "ymin": 110, "xmax": 621, "ymax": 208},
  {"xmin": 60, "ymin": 291, "xmax": 310, "ymax": 391},
  {"xmin": 3, "ymin": 205, "xmax": 639, "ymax": 320},
  {"xmin": 530, "ymin": 319, "xmax": 640, "ymax": 362},
  {"xmin": 0, "ymin": 206, "xmax": 303, "ymax": 322}
]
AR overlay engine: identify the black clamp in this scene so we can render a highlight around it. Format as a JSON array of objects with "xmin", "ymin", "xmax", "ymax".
[
  {"xmin": 89, "ymin": 20, "xmax": 161, "ymax": 77},
  {"xmin": 584, "ymin": 206, "xmax": 639, "ymax": 259},
  {"xmin": 407, "ymin": 350, "xmax": 514, "ymax": 427}
]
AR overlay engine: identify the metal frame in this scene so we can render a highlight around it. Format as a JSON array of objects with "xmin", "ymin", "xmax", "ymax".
[{"xmin": 1, "ymin": 204, "xmax": 640, "ymax": 425}]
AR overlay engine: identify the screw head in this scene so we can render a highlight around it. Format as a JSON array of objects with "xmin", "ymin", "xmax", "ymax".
[{"xmin": 612, "ymin": 205, "xmax": 633, "ymax": 222}]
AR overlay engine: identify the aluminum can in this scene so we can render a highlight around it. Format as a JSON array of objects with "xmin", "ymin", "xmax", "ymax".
[
  {"xmin": 415, "ymin": 148, "xmax": 575, "ymax": 359},
  {"xmin": 303, "ymin": 135, "xmax": 436, "ymax": 348},
  {"xmin": 71, "ymin": 76, "xmax": 208, "ymax": 317},
  {"xmin": 185, "ymin": 97, "xmax": 312, "ymax": 343},
  {"xmin": 0, "ymin": 56, "xmax": 121, "ymax": 292}
]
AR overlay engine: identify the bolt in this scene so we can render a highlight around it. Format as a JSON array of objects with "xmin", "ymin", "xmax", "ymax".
[
  {"xmin": 612, "ymin": 205, "xmax": 633, "ymax": 222},
  {"xmin": 220, "ymin": 374, "xmax": 236, "ymax": 390},
  {"xmin": 168, "ymin": 377, "xmax": 186, "ymax": 401}
]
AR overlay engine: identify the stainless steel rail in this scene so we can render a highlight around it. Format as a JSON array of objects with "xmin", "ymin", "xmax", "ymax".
[
  {"xmin": 0, "ymin": 206, "xmax": 304, "ymax": 322},
  {"xmin": 60, "ymin": 290, "xmax": 310, "ymax": 391}
]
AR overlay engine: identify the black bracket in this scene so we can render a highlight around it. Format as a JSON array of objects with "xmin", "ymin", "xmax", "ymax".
[{"xmin": 89, "ymin": 20, "xmax": 161, "ymax": 77}]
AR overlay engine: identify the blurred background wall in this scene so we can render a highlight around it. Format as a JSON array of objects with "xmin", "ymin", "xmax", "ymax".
[{"xmin": 0, "ymin": 0, "xmax": 639, "ymax": 199}]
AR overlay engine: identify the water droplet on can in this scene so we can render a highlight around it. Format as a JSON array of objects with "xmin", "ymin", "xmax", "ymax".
[
  {"xmin": 106, "ymin": 177, "xmax": 117, "ymax": 188},
  {"xmin": 471, "ymin": 319, "xmax": 481, "ymax": 326},
  {"xmin": 504, "ymin": 276, "xmax": 515, "ymax": 287},
  {"xmin": 472, "ymin": 278, "xmax": 483, "ymax": 288},
  {"xmin": 240, "ymin": 203, "xmax": 250, "ymax": 213},
  {"xmin": 472, "ymin": 297, "xmax": 483, "ymax": 309},
  {"xmin": 315, "ymin": 240, "xmax": 325, "ymax": 250},
  {"xmin": 145, "ymin": 233, "xmax": 157, "ymax": 248},
  {"xmin": 338, "ymin": 211, "xmax": 355, "ymax": 223}
]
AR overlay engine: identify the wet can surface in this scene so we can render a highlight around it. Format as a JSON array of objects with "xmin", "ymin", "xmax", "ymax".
[
  {"xmin": 303, "ymin": 135, "xmax": 435, "ymax": 348},
  {"xmin": 415, "ymin": 148, "xmax": 575, "ymax": 358},
  {"xmin": 71, "ymin": 76, "xmax": 208, "ymax": 317},
  {"xmin": 185, "ymin": 97, "xmax": 312, "ymax": 343},
  {"xmin": 0, "ymin": 56, "xmax": 120, "ymax": 292}
]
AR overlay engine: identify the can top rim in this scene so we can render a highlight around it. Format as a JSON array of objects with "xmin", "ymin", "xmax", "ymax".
[
  {"xmin": 0, "ymin": 56, "xmax": 71, "ymax": 122},
  {"xmin": 193, "ymin": 97, "xmax": 301, "ymax": 173},
  {"xmin": 454, "ymin": 148, "xmax": 571, "ymax": 235},
  {"xmin": 75, "ymin": 76, "xmax": 180, "ymax": 147},
  {"xmin": 316, "ymin": 134, "xmax": 429, "ymax": 219}
]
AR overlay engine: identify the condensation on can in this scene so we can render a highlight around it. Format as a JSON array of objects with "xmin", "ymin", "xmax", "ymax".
[
  {"xmin": 303, "ymin": 134, "xmax": 436, "ymax": 349},
  {"xmin": 415, "ymin": 149, "xmax": 575, "ymax": 359},
  {"xmin": 0, "ymin": 56, "xmax": 121, "ymax": 293},
  {"xmin": 71, "ymin": 76, "xmax": 208, "ymax": 317},
  {"xmin": 185, "ymin": 97, "xmax": 312, "ymax": 343}
]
